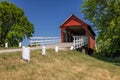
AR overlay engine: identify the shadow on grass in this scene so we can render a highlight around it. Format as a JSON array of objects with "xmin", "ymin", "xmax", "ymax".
[
  {"xmin": 76, "ymin": 48, "xmax": 120, "ymax": 66},
  {"xmin": 91, "ymin": 53, "xmax": 120, "ymax": 66},
  {"xmin": 0, "ymin": 47, "xmax": 21, "ymax": 50}
]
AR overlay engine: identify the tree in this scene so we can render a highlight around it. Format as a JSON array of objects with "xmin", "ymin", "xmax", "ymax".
[
  {"xmin": 81, "ymin": 0, "xmax": 120, "ymax": 57},
  {"xmin": 0, "ymin": 1, "xmax": 34, "ymax": 47}
]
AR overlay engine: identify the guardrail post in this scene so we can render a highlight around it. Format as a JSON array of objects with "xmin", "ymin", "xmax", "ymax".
[
  {"xmin": 5, "ymin": 43, "xmax": 8, "ymax": 48},
  {"xmin": 42, "ymin": 46, "xmax": 46, "ymax": 56},
  {"xmin": 55, "ymin": 46, "xmax": 59, "ymax": 53},
  {"xmin": 19, "ymin": 42, "xmax": 22, "ymax": 47},
  {"xmin": 70, "ymin": 46, "xmax": 73, "ymax": 50},
  {"xmin": 73, "ymin": 36, "xmax": 75, "ymax": 49}
]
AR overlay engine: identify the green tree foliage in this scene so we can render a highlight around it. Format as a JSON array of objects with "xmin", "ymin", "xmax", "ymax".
[
  {"xmin": 81, "ymin": 0, "xmax": 120, "ymax": 57},
  {"xmin": 0, "ymin": 1, "xmax": 34, "ymax": 47}
]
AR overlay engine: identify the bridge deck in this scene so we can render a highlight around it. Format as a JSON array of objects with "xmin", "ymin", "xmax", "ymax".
[
  {"xmin": 45, "ymin": 42, "xmax": 73, "ymax": 50},
  {"xmin": 0, "ymin": 42, "xmax": 73, "ymax": 53}
]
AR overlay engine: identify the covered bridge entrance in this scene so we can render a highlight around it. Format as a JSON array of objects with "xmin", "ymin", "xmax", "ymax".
[{"xmin": 60, "ymin": 14, "xmax": 96, "ymax": 50}]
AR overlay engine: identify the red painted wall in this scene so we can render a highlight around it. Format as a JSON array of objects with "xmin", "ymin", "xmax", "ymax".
[
  {"xmin": 63, "ymin": 20, "xmax": 81, "ymax": 26},
  {"xmin": 89, "ymin": 36, "xmax": 95, "ymax": 49}
]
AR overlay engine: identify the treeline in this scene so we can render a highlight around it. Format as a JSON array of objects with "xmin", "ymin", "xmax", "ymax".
[
  {"xmin": 81, "ymin": 0, "xmax": 120, "ymax": 58},
  {"xmin": 0, "ymin": 1, "xmax": 34, "ymax": 47}
]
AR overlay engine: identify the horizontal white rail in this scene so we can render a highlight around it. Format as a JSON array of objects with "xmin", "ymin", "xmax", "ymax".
[
  {"xmin": 29, "ymin": 37, "xmax": 61, "ymax": 46},
  {"xmin": 30, "ymin": 37, "xmax": 60, "ymax": 39},
  {"xmin": 30, "ymin": 39, "xmax": 60, "ymax": 43}
]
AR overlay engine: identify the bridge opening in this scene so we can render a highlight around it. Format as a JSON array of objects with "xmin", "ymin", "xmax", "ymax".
[{"xmin": 64, "ymin": 26, "xmax": 86, "ymax": 42}]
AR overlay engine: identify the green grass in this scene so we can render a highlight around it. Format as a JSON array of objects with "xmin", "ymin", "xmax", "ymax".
[{"xmin": 0, "ymin": 50, "xmax": 120, "ymax": 80}]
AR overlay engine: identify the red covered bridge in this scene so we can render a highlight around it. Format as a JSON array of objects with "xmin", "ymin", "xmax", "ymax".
[{"xmin": 60, "ymin": 14, "xmax": 96, "ymax": 50}]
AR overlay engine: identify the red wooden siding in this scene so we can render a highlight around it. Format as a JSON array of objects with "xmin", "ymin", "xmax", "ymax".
[{"xmin": 89, "ymin": 36, "xmax": 95, "ymax": 49}]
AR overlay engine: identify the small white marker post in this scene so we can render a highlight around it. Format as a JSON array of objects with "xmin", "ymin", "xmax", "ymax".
[
  {"xmin": 55, "ymin": 46, "xmax": 59, "ymax": 53},
  {"xmin": 5, "ymin": 43, "xmax": 8, "ymax": 48},
  {"xmin": 42, "ymin": 46, "xmax": 46, "ymax": 56},
  {"xmin": 70, "ymin": 46, "xmax": 73, "ymax": 50},
  {"xmin": 22, "ymin": 46, "xmax": 30, "ymax": 62},
  {"xmin": 19, "ymin": 42, "xmax": 22, "ymax": 47}
]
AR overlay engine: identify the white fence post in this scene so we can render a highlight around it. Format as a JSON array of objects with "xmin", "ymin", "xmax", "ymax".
[
  {"xmin": 70, "ymin": 46, "xmax": 73, "ymax": 50},
  {"xmin": 73, "ymin": 36, "xmax": 75, "ymax": 49},
  {"xmin": 5, "ymin": 43, "xmax": 8, "ymax": 48},
  {"xmin": 22, "ymin": 46, "xmax": 30, "ymax": 62},
  {"xmin": 55, "ymin": 46, "xmax": 59, "ymax": 53},
  {"xmin": 42, "ymin": 46, "xmax": 46, "ymax": 56},
  {"xmin": 19, "ymin": 42, "xmax": 22, "ymax": 47}
]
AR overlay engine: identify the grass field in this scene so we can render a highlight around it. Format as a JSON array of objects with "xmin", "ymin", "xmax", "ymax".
[{"xmin": 0, "ymin": 50, "xmax": 120, "ymax": 80}]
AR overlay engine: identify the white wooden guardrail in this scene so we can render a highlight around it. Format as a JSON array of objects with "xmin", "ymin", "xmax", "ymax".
[
  {"xmin": 29, "ymin": 37, "xmax": 61, "ymax": 46},
  {"xmin": 73, "ymin": 36, "xmax": 88, "ymax": 49}
]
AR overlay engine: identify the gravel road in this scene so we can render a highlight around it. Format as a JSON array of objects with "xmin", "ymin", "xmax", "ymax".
[{"xmin": 0, "ymin": 43, "xmax": 73, "ymax": 54}]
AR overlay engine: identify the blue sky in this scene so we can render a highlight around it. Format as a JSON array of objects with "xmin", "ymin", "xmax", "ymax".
[{"xmin": 7, "ymin": 0, "xmax": 84, "ymax": 45}]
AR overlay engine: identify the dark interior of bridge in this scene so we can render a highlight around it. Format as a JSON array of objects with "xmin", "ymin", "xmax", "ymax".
[{"xmin": 64, "ymin": 26, "xmax": 86, "ymax": 42}]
